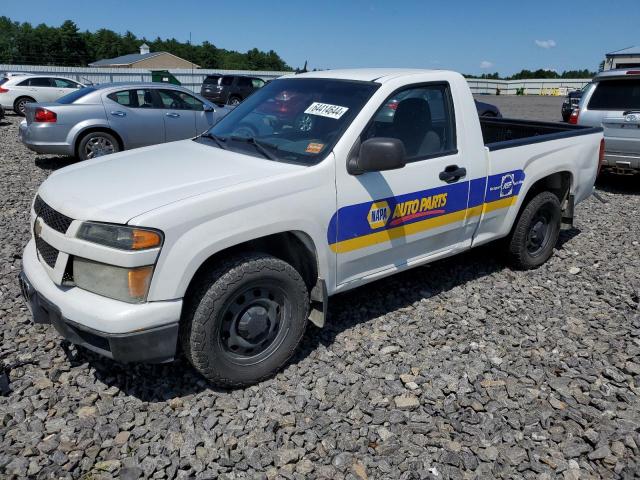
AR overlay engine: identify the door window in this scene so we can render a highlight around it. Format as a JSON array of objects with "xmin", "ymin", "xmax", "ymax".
[
  {"xmin": 157, "ymin": 89, "xmax": 204, "ymax": 111},
  {"xmin": 107, "ymin": 89, "xmax": 156, "ymax": 108},
  {"xmin": 237, "ymin": 77, "xmax": 252, "ymax": 88},
  {"xmin": 220, "ymin": 76, "xmax": 234, "ymax": 86},
  {"xmin": 26, "ymin": 77, "xmax": 53, "ymax": 87},
  {"xmin": 364, "ymin": 84, "xmax": 456, "ymax": 160},
  {"xmin": 53, "ymin": 78, "xmax": 79, "ymax": 88},
  {"xmin": 251, "ymin": 78, "xmax": 266, "ymax": 89}
]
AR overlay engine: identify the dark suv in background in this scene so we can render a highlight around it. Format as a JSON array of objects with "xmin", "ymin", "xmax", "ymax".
[{"xmin": 200, "ymin": 75, "xmax": 266, "ymax": 106}]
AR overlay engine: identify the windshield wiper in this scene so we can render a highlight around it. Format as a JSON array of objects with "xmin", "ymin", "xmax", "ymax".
[
  {"xmin": 199, "ymin": 132, "xmax": 227, "ymax": 150},
  {"xmin": 229, "ymin": 135, "xmax": 279, "ymax": 161}
]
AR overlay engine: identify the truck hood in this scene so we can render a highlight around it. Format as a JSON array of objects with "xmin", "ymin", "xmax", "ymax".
[{"xmin": 38, "ymin": 140, "xmax": 304, "ymax": 224}]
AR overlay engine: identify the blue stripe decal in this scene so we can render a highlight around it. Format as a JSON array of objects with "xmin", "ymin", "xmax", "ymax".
[{"xmin": 328, "ymin": 169, "xmax": 524, "ymax": 246}]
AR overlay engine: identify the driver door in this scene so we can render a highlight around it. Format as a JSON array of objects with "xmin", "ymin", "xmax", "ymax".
[{"xmin": 333, "ymin": 83, "xmax": 481, "ymax": 286}]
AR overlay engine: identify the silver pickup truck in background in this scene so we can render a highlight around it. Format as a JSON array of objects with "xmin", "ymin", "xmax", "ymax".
[{"xmin": 575, "ymin": 69, "xmax": 640, "ymax": 174}]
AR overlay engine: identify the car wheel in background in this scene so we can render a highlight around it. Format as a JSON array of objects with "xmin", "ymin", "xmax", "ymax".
[
  {"xmin": 481, "ymin": 111, "xmax": 496, "ymax": 118},
  {"xmin": 78, "ymin": 131, "xmax": 120, "ymax": 160},
  {"xmin": 227, "ymin": 96, "xmax": 242, "ymax": 106},
  {"xmin": 181, "ymin": 253, "xmax": 309, "ymax": 387},
  {"xmin": 506, "ymin": 191, "xmax": 561, "ymax": 270},
  {"xmin": 13, "ymin": 97, "xmax": 35, "ymax": 117}
]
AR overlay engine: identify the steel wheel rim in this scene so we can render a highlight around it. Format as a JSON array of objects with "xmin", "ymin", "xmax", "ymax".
[
  {"xmin": 217, "ymin": 282, "xmax": 290, "ymax": 365},
  {"xmin": 85, "ymin": 136, "xmax": 115, "ymax": 159},
  {"xmin": 229, "ymin": 98, "xmax": 240, "ymax": 105},
  {"xmin": 526, "ymin": 207, "xmax": 552, "ymax": 256}
]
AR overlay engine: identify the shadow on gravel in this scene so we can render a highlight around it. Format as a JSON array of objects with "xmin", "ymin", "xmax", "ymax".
[
  {"xmin": 59, "ymin": 229, "xmax": 581, "ymax": 400},
  {"xmin": 35, "ymin": 156, "xmax": 79, "ymax": 171},
  {"xmin": 596, "ymin": 173, "xmax": 640, "ymax": 195},
  {"xmin": 293, "ymin": 229, "xmax": 580, "ymax": 363}
]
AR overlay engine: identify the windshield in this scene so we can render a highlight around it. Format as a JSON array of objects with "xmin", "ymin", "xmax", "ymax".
[
  {"xmin": 57, "ymin": 87, "xmax": 97, "ymax": 104},
  {"xmin": 202, "ymin": 78, "xmax": 379, "ymax": 164}
]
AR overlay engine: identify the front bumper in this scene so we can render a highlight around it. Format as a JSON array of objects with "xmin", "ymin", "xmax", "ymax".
[
  {"xmin": 18, "ymin": 121, "xmax": 75, "ymax": 156},
  {"xmin": 21, "ymin": 239, "xmax": 182, "ymax": 363}
]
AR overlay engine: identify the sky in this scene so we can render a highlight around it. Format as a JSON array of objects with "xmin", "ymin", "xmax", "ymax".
[{"xmin": 3, "ymin": 0, "xmax": 640, "ymax": 75}]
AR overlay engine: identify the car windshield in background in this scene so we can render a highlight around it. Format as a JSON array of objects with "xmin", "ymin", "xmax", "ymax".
[
  {"xmin": 202, "ymin": 78, "xmax": 379, "ymax": 164},
  {"xmin": 57, "ymin": 87, "xmax": 97, "ymax": 104},
  {"xmin": 588, "ymin": 79, "xmax": 640, "ymax": 110}
]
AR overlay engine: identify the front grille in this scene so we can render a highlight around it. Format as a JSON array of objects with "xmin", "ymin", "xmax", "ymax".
[
  {"xmin": 35, "ymin": 236, "xmax": 59, "ymax": 268},
  {"xmin": 34, "ymin": 196, "xmax": 73, "ymax": 234}
]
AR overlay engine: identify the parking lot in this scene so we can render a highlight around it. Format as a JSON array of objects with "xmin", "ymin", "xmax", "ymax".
[{"xmin": 0, "ymin": 98, "xmax": 639, "ymax": 480}]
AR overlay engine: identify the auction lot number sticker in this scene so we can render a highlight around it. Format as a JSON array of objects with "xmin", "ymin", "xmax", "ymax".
[{"xmin": 304, "ymin": 102, "xmax": 349, "ymax": 119}]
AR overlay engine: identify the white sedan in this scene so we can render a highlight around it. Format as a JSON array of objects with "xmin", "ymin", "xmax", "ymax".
[{"xmin": 0, "ymin": 74, "xmax": 86, "ymax": 116}]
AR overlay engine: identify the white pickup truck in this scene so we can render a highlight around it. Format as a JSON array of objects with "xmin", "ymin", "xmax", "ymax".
[{"xmin": 20, "ymin": 69, "xmax": 604, "ymax": 387}]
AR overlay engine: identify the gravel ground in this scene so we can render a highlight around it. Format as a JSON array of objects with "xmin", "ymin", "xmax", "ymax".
[
  {"xmin": 474, "ymin": 95, "xmax": 565, "ymax": 122},
  {"xmin": 1, "ymin": 106, "xmax": 639, "ymax": 480}
]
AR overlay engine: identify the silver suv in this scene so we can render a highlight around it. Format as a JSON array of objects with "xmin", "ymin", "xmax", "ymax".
[{"xmin": 576, "ymin": 69, "xmax": 640, "ymax": 174}]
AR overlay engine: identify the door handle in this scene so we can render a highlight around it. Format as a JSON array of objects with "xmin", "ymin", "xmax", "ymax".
[
  {"xmin": 439, "ymin": 165, "xmax": 467, "ymax": 183},
  {"xmin": 110, "ymin": 111, "xmax": 126, "ymax": 117},
  {"xmin": 166, "ymin": 112, "xmax": 180, "ymax": 118}
]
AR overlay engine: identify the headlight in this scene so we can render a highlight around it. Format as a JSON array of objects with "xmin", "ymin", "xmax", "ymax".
[
  {"xmin": 77, "ymin": 222, "xmax": 162, "ymax": 250},
  {"xmin": 73, "ymin": 257, "xmax": 153, "ymax": 303}
]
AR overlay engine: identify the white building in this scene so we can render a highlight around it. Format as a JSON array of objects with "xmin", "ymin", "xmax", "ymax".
[{"xmin": 604, "ymin": 46, "xmax": 640, "ymax": 70}]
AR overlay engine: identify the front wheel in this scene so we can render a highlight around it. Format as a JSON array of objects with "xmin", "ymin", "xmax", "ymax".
[
  {"xmin": 181, "ymin": 253, "xmax": 309, "ymax": 387},
  {"xmin": 506, "ymin": 191, "xmax": 561, "ymax": 270}
]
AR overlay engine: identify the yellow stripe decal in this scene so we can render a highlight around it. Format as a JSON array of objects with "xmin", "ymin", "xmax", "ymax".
[{"xmin": 330, "ymin": 196, "xmax": 517, "ymax": 253}]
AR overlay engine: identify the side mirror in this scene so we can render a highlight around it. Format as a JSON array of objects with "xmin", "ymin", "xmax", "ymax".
[
  {"xmin": 348, "ymin": 137, "xmax": 406, "ymax": 175},
  {"xmin": 203, "ymin": 103, "xmax": 215, "ymax": 112}
]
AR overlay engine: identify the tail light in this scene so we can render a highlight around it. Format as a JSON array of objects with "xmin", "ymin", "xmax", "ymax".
[
  {"xmin": 568, "ymin": 108, "xmax": 579, "ymax": 124},
  {"xmin": 386, "ymin": 101, "xmax": 399, "ymax": 111},
  {"xmin": 626, "ymin": 70, "xmax": 640, "ymax": 75},
  {"xmin": 598, "ymin": 138, "xmax": 605, "ymax": 175},
  {"xmin": 0, "ymin": 87, "xmax": 8, "ymax": 93},
  {"xmin": 34, "ymin": 108, "xmax": 57, "ymax": 123}
]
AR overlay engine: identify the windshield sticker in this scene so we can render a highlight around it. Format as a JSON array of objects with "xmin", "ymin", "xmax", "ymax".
[
  {"xmin": 305, "ymin": 142, "xmax": 325, "ymax": 154},
  {"xmin": 304, "ymin": 102, "xmax": 349, "ymax": 119}
]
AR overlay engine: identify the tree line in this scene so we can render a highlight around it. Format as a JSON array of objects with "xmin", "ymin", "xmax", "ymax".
[
  {"xmin": 0, "ymin": 17, "xmax": 291, "ymax": 71},
  {"xmin": 466, "ymin": 68, "xmax": 596, "ymax": 80}
]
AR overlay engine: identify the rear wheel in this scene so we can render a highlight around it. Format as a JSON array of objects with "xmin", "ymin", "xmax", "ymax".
[
  {"xmin": 506, "ymin": 191, "xmax": 561, "ymax": 269},
  {"xmin": 14, "ymin": 97, "xmax": 35, "ymax": 117},
  {"xmin": 181, "ymin": 253, "xmax": 309, "ymax": 387},
  {"xmin": 78, "ymin": 131, "xmax": 120, "ymax": 160},
  {"xmin": 227, "ymin": 96, "xmax": 242, "ymax": 106}
]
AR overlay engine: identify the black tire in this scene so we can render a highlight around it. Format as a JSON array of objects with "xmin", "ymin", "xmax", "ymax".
[
  {"xmin": 481, "ymin": 111, "xmax": 496, "ymax": 118},
  {"xmin": 181, "ymin": 253, "xmax": 309, "ymax": 387},
  {"xmin": 506, "ymin": 191, "xmax": 561, "ymax": 270},
  {"xmin": 227, "ymin": 96, "xmax": 242, "ymax": 106},
  {"xmin": 77, "ymin": 131, "xmax": 120, "ymax": 160},
  {"xmin": 14, "ymin": 97, "xmax": 35, "ymax": 117}
]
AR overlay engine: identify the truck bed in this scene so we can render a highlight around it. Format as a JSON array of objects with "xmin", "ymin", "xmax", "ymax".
[{"xmin": 480, "ymin": 117, "xmax": 602, "ymax": 151}]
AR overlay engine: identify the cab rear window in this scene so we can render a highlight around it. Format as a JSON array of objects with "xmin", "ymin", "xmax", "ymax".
[{"xmin": 588, "ymin": 79, "xmax": 640, "ymax": 110}]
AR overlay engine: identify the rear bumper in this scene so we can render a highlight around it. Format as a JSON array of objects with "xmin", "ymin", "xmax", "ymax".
[
  {"xmin": 603, "ymin": 151, "xmax": 640, "ymax": 173},
  {"xmin": 18, "ymin": 121, "xmax": 75, "ymax": 156}
]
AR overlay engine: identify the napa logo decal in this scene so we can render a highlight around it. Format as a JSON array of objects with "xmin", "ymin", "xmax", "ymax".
[
  {"xmin": 367, "ymin": 201, "xmax": 391, "ymax": 229},
  {"xmin": 388, "ymin": 193, "xmax": 448, "ymax": 227}
]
